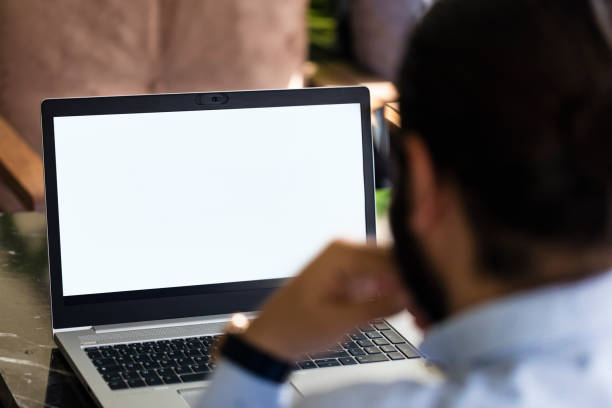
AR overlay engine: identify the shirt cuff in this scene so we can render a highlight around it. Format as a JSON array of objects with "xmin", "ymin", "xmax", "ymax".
[{"xmin": 198, "ymin": 358, "xmax": 291, "ymax": 408}]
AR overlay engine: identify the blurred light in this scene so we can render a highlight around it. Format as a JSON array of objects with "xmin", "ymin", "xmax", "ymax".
[{"xmin": 231, "ymin": 313, "xmax": 250, "ymax": 330}]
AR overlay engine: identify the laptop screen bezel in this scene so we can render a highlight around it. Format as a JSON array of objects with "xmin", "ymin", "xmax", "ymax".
[{"xmin": 42, "ymin": 87, "xmax": 375, "ymax": 330}]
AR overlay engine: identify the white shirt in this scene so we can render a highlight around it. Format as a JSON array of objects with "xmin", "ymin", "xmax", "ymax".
[{"xmin": 200, "ymin": 270, "xmax": 612, "ymax": 407}]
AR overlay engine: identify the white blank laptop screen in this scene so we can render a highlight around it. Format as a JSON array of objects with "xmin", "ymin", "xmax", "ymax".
[{"xmin": 53, "ymin": 104, "xmax": 367, "ymax": 297}]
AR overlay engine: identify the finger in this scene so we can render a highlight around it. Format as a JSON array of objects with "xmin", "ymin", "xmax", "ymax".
[
  {"xmin": 343, "ymin": 273, "xmax": 403, "ymax": 302},
  {"xmin": 321, "ymin": 244, "xmax": 399, "ymax": 291},
  {"xmin": 331, "ymin": 242, "xmax": 397, "ymax": 275},
  {"xmin": 335, "ymin": 288, "xmax": 409, "ymax": 324}
]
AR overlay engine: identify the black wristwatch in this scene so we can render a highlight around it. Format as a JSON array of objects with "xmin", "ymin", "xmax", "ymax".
[{"xmin": 220, "ymin": 333, "xmax": 293, "ymax": 383}]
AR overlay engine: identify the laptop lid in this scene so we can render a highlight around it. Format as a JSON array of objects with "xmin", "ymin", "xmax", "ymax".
[{"xmin": 42, "ymin": 87, "xmax": 375, "ymax": 330}]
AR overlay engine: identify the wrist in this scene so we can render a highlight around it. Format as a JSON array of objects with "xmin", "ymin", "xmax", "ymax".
[
  {"xmin": 242, "ymin": 323, "xmax": 296, "ymax": 362},
  {"xmin": 220, "ymin": 333, "xmax": 293, "ymax": 383}
]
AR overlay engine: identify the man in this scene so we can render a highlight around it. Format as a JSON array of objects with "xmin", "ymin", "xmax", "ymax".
[{"xmin": 202, "ymin": 0, "xmax": 612, "ymax": 406}]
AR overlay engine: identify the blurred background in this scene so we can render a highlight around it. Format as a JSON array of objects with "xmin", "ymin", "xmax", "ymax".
[{"xmin": 0, "ymin": 0, "xmax": 431, "ymax": 213}]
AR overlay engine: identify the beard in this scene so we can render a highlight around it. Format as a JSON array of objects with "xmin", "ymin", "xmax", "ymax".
[{"xmin": 389, "ymin": 161, "xmax": 450, "ymax": 324}]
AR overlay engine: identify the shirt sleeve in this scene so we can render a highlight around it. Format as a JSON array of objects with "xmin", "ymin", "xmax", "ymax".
[
  {"xmin": 197, "ymin": 359, "xmax": 293, "ymax": 408},
  {"xmin": 199, "ymin": 359, "xmax": 444, "ymax": 408}
]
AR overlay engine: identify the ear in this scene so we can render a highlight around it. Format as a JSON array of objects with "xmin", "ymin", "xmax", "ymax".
[{"xmin": 403, "ymin": 135, "xmax": 439, "ymax": 234}]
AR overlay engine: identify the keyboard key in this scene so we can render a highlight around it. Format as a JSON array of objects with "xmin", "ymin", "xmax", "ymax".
[
  {"xmin": 387, "ymin": 352, "xmax": 406, "ymax": 360},
  {"xmin": 364, "ymin": 346, "xmax": 381, "ymax": 354},
  {"xmin": 175, "ymin": 358, "xmax": 191, "ymax": 366},
  {"xmin": 139, "ymin": 369, "xmax": 156, "ymax": 378},
  {"xmin": 108, "ymin": 380, "xmax": 128, "ymax": 390},
  {"xmin": 357, "ymin": 340, "xmax": 374, "ymax": 347},
  {"xmin": 86, "ymin": 351, "xmax": 102, "ymax": 359},
  {"xmin": 98, "ymin": 365, "xmax": 123, "ymax": 374},
  {"xmin": 145, "ymin": 376, "xmax": 164, "ymax": 386},
  {"xmin": 339, "ymin": 357, "xmax": 357, "ymax": 365},
  {"xmin": 159, "ymin": 359, "xmax": 175, "ymax": 368},
  {"xmin": 127, "ymin": 379, "xmax": 146, "ymax": 388},
  {"xmin": 380, "ymin": 345, "xmax": 397, "ymax": 353},
  {"xmin": 123, "ymin": 363, "xmax": 142, "ymax": 372},
  {"xmin": 133, "ymin": 355, "xmax": 152, "ymax": 363},
  {"xmin": 121, "ymin": 371, "xmax": 140, "ymax": 380},
  {"xmin": 102, "ymin": 373, "xmax": 122, "ymax": 382},
  {"xmin": 373, "ymin": 338, "xmax": 390, "ymax": 346},
  {"xmin": 162, "ymin": 375, "xmax": 181, "ymax": 384},
  {"xmin": 141, "ymin": 370, "xmax": 159, "ymax": 379},
  {"xmin": 92, "ymin": 358, "xmax": 116, "ymax": 367},
  {"xmin": 193, "ymin": 355, "xmax": 210, "ymax": 364},
  {"xmin": 356, "ymin": 354, "xmax": 388, "ymax": 364},
  {"xmin": 308, "ymin": 350, "xmax": 349, "ymax": 359},
  {"xmin": 115, "ymin": 356, "xmax": 132, "ymax": 365},
  {"xmin": 142, "ymin": 361, "xmax": 160, "ymax": 370},
  {"xmin": 315, "ymin": 359, "xmax": 341, "ymax": 368},
  {"xmin": 373, "ymin": 322, "xmax": 391, "ymax": 331},
  {"xmin": 396, "ymin": 343, "xmax": 421, "ymax": 358},
  {"xmin": 175, "ymin": 366, "xmax": 193, "ymax": 375},
  {"xmin": 358, "ymin": 324, "xmax": 376, "ymax": 332},
  {"xmin": 180, "ymin": 373, "xmax": 210, "ymax": 382},
  {"xmin": 350, "ymin": 332, "xmax": 366, "ymax": 341},
  {"xmin": 382, "ymin": 331, "xmax": 406, "ymax": 344},
  {"xmin": 366, "ymin": 332, "xmax": 383, "ymax": 339},
  {"xmin": 349, "ymin": 348, "xmax": 366, "ymax": 356},
  {"xmin": 297, "ymin": 361, "xmax": 317, "ymax": 369},
  {"xmin": 341, "ymin": 341, "xmax": 360, "ymax": 349},
  {"xmin": 190, "ymin": 364, "xmax": 210, "ymax": 374},
  {"xmin": 148, "ymin": 352, "xmax": 167, "ymax": 361},
  {"xmin": 165, "ymin": 351, "xmax": 182, "ymax": 360}
]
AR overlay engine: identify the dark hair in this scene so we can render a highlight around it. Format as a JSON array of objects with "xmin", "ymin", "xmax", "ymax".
[{"xmin": 397, "ymin": 0, "xmax": 612, "ymax": 281}]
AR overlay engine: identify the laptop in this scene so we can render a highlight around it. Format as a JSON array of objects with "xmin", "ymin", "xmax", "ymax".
[{"xmin": 41, "ymin": 87, "xmax": 429, "ymax": 407}]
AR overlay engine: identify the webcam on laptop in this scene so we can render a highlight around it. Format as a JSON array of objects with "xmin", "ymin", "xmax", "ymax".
[{"xmin": 197, "ymin": 93, "xmax": 229, "ymax": 105}]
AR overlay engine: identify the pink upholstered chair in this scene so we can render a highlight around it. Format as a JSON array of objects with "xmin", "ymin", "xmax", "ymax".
[{"xmin": 0, "ymin": 0, "xmax": 307, "ymax": 211}]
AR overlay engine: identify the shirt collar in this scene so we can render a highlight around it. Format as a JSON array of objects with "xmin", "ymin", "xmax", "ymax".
[{"xmin": 419, "ymin": 270, "xmax": 612, "ymax": 371}]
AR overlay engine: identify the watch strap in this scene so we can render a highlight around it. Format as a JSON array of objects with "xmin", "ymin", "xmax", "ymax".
[{"xmin": 220, "ymin": 333, "xmax": 293, "ymax": 383}]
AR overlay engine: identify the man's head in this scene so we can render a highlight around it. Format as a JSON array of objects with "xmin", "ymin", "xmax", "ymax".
[{"xmin": 390, "ymin": 0, "xmax": 612, "ymax": 324}]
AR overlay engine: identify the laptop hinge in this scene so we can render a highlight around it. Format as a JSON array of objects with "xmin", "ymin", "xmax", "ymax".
[
  {"xmin": 52, "ymin": 326, "xmax": 93, "ymax": 335},
  {"xmin": 92, "ymin": 312, "xmax": 258, "ymax": 334}
]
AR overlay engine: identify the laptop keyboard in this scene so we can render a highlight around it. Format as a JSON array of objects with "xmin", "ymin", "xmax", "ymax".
[{"xmin": 83, "ymin": 319, "xmax": 420, "ymax": 391}]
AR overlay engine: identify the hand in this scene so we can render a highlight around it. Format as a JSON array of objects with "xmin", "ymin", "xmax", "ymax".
[{"xmin": 241, "ymin": 241, "xmax": 409, "ymax": 362}]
